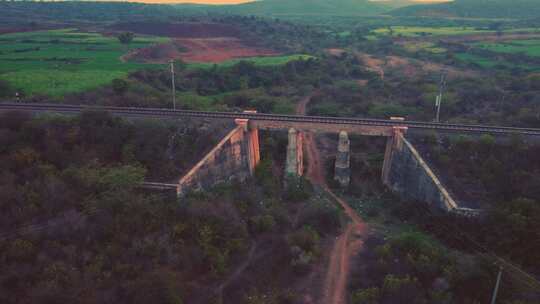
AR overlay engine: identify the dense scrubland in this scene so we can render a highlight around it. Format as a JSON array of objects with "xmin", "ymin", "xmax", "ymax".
[
  {"xmin": 0, "ymin": 111, "xmax": 342, "ymax": 303},
  {"xmin": 2, "ymin": 1, "xmax": 540, "ymax": 303}
]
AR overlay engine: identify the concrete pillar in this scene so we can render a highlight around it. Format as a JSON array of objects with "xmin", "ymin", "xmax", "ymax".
[
  {"xmin": 285, "ymin": 128, "xmax": 304, "ymax": 177},
  {"xmin": 247, "ymin": 126, "xmax": 260, "ymax": 175},
  {"xmin": 236, "ymin": 113, "xmax": 261, "ymax": 176},
  {"xmin": 334, "ymin": 131, "xmax": 350, "ymax": 187}
]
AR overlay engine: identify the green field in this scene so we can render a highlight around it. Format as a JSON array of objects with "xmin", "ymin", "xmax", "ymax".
[
  {"xmin": 187, "ymin": 54, "xmax": 315, "ymax": 70},
  {"xmin": 473, "ymin": 39, "xmax": 540, "ymax": 57},
  {"xmin": 0, "ymin": 29, "xmax": 314, "ymax": 97},
  {"xmin": 0, "ymin": 29, "xmax": 169, "ymax": 97},
  {"xmin": 402, "ymin": 41, "xmax": 446, "ymax": 54},
  {"xmin": 455, "ymin": 53, "xmax": 538, "ymax": 71},
  {"xmin": 372, "ymin": 26, "xmax": 491, "ymax": 37}
]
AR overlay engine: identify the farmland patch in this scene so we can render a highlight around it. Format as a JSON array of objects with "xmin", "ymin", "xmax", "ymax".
[
  {"xmin": 0, "ymin": 29, "xmax": 167, "ymax": 97},
  {"xmin": 400, "ymin": 41, "xmax": 446, "ymax": 54},
  {"xmin": 473, "ymin": 39, "xmax": 540, "ymax": 58},
  {"xmin": 187, "ymin": 54, "xmax": 315, "ymax": 69}
]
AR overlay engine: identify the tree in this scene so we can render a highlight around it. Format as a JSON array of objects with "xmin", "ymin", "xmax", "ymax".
[
  {"xmin": 117, "ymin": 32, "xmax": 134, "ymax": 50},
  {"xmin": 173, "ymin": 59, "xmax": 187, "ymax": 72},
  {"xmin": 112, "ymin": 78, "xmax": 129, "ymax": 95},
  {"xmin": 0, "ymin": 79, "xmax": 14, "ymax": 98}
]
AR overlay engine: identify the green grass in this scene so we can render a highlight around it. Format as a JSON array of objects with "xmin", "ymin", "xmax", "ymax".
[
  {"xmin": 187, "ymin": 54, "xmax": 315, "ymax": 70},
  {"xmin": 372, "ymin": 26, "xmax": 491, "ymax": 37},
  {"xmin": 402, "ymin": 41, "xmax": 446, "ymax": 54},
  {"xmin": 473, "ymin": 39, "xmax": 540, "ymax": 57},
  {"xmin": 455, "ymin": 53, "xmax": 504, "ymax": 68},
  {"xmin": 455, "ymin": 53, "xmax": 537, "ymax": 71},
  {"xmin": 0, "ymin": 29, "xmax": 169, "ymax": 97}
]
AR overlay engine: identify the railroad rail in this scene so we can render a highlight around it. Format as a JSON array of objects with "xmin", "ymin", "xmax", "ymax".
[{"xmin": 2, "ymin": 102, "xmax": 540, "ymax": 136}]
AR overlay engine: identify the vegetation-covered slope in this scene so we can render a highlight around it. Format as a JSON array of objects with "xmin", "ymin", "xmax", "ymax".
[
  {"xmin": 209, "ymin": 0, "xmax": 389, "ymax": 16},
  {"xmin": 391, "ymin": 0, "xmax": 540, "ymax": 19}
]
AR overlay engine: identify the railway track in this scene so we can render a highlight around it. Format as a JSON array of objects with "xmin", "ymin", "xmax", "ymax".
[{"xmin": 2, "ymin": 102, "xmax": 540, "ymax": 136}]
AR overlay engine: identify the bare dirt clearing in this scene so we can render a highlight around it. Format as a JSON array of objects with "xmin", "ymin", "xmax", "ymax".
[
  {"xmin": 115, "ymin": 22, "xmax": 280, "ymax": 64},
  {"xmin": 125, "ymin": 37, "xmax": 279, "ymax": 64},
  {"xmin": 176, "ymin": 38, "xmax": 277, "ymax": 63},
  {"xmin": 357, "ymin": 52, "xmax": 477, "ymax": 80},
  {"xmin": 326, "ymin": 48, "xmax": 347, "ymax": 57}
]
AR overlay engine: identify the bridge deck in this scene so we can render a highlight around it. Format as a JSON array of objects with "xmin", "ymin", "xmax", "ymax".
[{"xmin": 2, "ymin": 102, "xmax": 540, "ymax": 136}]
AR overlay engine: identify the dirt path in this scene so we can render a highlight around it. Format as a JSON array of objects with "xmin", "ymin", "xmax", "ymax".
[
  {"xmin": 194, "ymin": 241, "xmax": 258, "ymax": 304},
  {"xmin": 215, "ymin": 242, "xmax": 257, "ymax": 295},
  {"xmin": 297, "ymin": 93, "xmax": 367, "ymax": 304}
]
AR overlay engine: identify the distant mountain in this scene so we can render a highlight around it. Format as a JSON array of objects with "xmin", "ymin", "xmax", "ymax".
[
  {"xmin": 197, "ymin": 0, "xmax": 390, "ymax": 16},
  {"xmin": 369, "ymin": 0, "xmax": 418, "ymax": 9},
  {"xmin": 390, "ymin": 0, "xmax": 540, "ymax": 19}
]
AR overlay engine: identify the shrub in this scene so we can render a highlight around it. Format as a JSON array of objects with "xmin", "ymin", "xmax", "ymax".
[
  {"xmin": 283, "ymin": 176, "xmax": 312, "ymax": 202},
  {"xmin": 0, "ymin": 79, "xmax": 14, "ymax": 97},
  {"xmin": 351, "ymin": 287, "xmax": 380, "ymax": 304},
  {"xmin": 381, "ymin": 275, "xmax": 423, "ymax": 303},
  {"xmin": 112, "ymin": 78, "xmax": 129, "ymax": 95},
  {"xmin": 249, "ymin": 215, "xmax": 277, "ymax": 235},
  {"xmin": 287, "ymin": 226, "xmax": 320, "ymax": 254}
]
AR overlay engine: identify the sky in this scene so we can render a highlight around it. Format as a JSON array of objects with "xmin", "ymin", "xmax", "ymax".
[{"xmin": 127, "ymin": 0, "xmax": 451, "ymax": 4}]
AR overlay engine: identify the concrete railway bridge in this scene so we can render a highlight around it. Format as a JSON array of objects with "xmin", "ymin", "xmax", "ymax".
[{"xmin": 4, "ymin": 102, "xmax": 540, "ymax": 217}]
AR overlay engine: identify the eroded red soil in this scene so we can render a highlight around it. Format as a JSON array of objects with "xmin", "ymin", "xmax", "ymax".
[{"xmin": 125, "ymin": 37, "xmax": 279, "ymax": 63}]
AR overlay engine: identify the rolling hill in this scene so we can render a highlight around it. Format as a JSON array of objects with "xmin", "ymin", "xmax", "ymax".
[
  {"xmin": 198, "ymin": 0, "xmax": 391, "ymax": 16},
  {"xmin": 390, "ymin": 0, "xmax": 540, "ymax": 19}
]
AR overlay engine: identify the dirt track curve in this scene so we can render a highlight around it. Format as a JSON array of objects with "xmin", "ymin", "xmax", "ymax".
[{"xmin": 296, "ymin": 94, "xmax": 367, "ymax": 304}]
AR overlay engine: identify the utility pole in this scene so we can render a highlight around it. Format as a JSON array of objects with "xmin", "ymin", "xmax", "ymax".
[
  {"xmin": 490, "ymin": 266, "xmax": 503, "ymax": 304},
  {"xmin": 170, "ymin": 60, "xmax": 176, "ymax": 110},
  {"xmin": 435, "ymin": 70, "xmax": 447, "ymax": 123}
]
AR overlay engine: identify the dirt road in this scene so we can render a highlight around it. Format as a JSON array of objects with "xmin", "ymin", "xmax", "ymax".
[{"xmin": 297, "ymin": 94, "xmax": 367, "ymax": 304}]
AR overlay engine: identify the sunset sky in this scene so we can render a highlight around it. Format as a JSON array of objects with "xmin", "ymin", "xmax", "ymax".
[{"xmin": 126, "ymin": 0, "xmax": 451, "ymax": 4}]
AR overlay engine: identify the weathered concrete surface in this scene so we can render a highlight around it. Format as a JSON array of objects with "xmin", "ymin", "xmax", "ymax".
[
  {"xmin": 385, "ymin": 132, "xmax": 481, "ymax": 217},
  {"xmin": 285, "ymin": 128, "xmax": 304, "ymax": 176},
  {"xmin": 177, "ymin": 122, "xmax": 260, "ymax": 196},
  {"xmin": 334, "ymin": 131, "xmax": 350, "ymax": 187}
]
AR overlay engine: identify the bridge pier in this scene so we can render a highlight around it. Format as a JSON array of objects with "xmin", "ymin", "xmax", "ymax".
[
  {"xmin": 236, "ymin": 117, "xmax": 260, "ymax": 175},
  {"xmin": 285, "ymin": 128, "xmax": 304, "ymax": 177},
  {"xmin": 334, "ymin": 131, "xmax": 350, "ymax": 187}
]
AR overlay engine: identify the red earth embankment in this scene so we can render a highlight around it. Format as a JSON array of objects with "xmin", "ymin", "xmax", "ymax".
[{"xmin": 116, "ymin": 22, "xmax": 280, "ymax": 64}]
